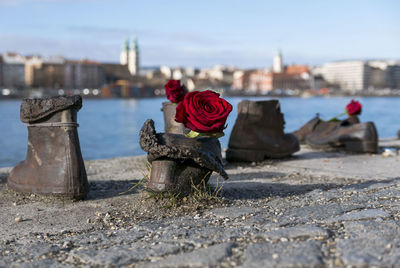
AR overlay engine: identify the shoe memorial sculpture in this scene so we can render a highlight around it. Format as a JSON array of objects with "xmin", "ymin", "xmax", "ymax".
[
  {"xmin": 140, "ymin": 90, "xmax": 232, "ymax": 196},
  {"xmin": 226, "ymin": 100, "xmax": 299, "ymax": 162},
  {"xmin": 8, "ymin": 95, "xmax": 89, "ymax": 199},
  {"xmin": 293, "ymin": 100, "xmax": 361, "ymax": 144},
  {"xmin": 303, "ymin": 100, "xmax": 378, "ymax": 153},
  {"xmin": 306, "ymin": 122, "xmax": 378, "ymax": 153},
  {"xmin": 161, "ymin": 80, "xmax": 189, "ymax": 134},
  {"xmin": 293, "ymin": 115, "xmax": 360, "ymax": 144}
]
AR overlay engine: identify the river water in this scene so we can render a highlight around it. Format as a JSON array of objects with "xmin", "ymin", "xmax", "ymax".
[{"xmin": 1, "ymin": 96, "xmax": 399, "ymax": 167}]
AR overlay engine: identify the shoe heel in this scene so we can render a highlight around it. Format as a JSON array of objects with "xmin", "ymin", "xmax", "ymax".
[
  {"xmin": 226, "ymin": 148, "xmax": 265, "ymax": 162},
  {"xmin": 344, "ymin": 140, "xmax": 377, "ymax": 153}
]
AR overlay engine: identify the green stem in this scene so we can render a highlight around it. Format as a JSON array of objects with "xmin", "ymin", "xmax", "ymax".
[{"xmin": 328, "ymin": 112, "xmax": 347, "ymax": 122}]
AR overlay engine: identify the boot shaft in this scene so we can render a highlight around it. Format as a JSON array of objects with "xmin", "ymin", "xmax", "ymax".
[
  {"xmin": 237, "ymin": 100, "xmax": 284, "ymax": 130},
  {"xmin": 25, "ymin": 108, "xmax": 86, "ymax": 184},
  {"xmin": 227, "ymin": 99, "xmax": 299, "ymax": 161},
  {"xmin": 8, "ymin": 95, "xmax": 88, "ymax": 199},
  {"xmin": 161, "ymin": 102, "xmax": 187, "ymax": 134},
  {"xmin": 229, "ymin": 100, "xmax": 286, "ymax": 149}
]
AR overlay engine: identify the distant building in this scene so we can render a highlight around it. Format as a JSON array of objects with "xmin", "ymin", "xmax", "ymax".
[
  {"xmin": 160, "ymin": 66, "xmax": 172, "ymax": 79},
  {"xmin": 128, "ymin": 36, "xmax": 139, "ymax": 75},
  {"xmin": 172, "ymin": 67, "xmax": 184, "ymax": 80},
  {"xmin": 233, "ymin": 55, "xmax": 311, "ymax": 93},
  {"xmin": 120, "ymin": 38, "xmax": 129, "ymax": 66},
  {"xmin": 232, "ymin": 70, "xmax": 246, "ymax": 90},
  {"xmin": 368, "ymin": 60, "xmax": 400, "ymax": 89},
  {"xmin": 65, "ymin": 59, "xmax": 105, "ymax": 89},
  {"xmin": 388, "ymin": 65, "xmax": 400, "ymax": 89},
  {"xmin": 119, "ymin": 36, "xmax": 140, "ymax": 76},
  {"xmin": 245, "ymin": 66, "xmax": 311, "ymax": 94},
  {"xmin": 272, "ymin": 71, "xmax": 310, "ymax": 90},
  {"xmin": 197, "ymin": 65, "xmax": 235, "ymax": 86},
  {"xmin": 320, "ymin": 61, "xmax": 369, "ymax": 92},
  {"xmin": 273, "ymin": 49, "xmax": 283, "ymax": 73},
  {"xmin": 318, "ymin": 60, "xmax": 400, "ymax": 91},
  {"xmin": 248, "ymin": 70, "xmax": 273, "ymax": 93},
  {"xmin": 25, "ymin": 56, "xmax": 65, "ymax": 89},
  {"xmin": 101, "ymin": 63, "xmax": 132, "ymax": 83},
  {"xmin": 2, "ymin": 52, "xmax": 26, "ymax": 88}
]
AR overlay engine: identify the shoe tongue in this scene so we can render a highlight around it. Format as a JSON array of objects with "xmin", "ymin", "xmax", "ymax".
[{"xmin": 20, "ymin": 95, "xmax": 82, "ymax": 123}]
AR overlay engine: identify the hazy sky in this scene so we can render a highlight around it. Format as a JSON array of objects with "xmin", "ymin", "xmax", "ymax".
[{"xmin": 0, "ymin": 0, "xmax": 399, "ymax": 68}]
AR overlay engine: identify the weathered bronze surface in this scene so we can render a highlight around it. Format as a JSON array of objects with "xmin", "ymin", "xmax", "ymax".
[
  {"xmin": 8, "ymin": 95, "xmax": 89, "ymax": 199},
  {"xmin": 293, "ymin": 115, "xmax": 360, "ymax": 144},
  {"xmin": 161, "ymin": 102, "xmax": 188, "ymax": 134},
  {"xmin": 140, "ymin": 119, "xmax": 227, "ymax": 195},
  {"xmin": 226, "ymin": 100, "xmax": 299, "ymax": 162},
  {"xmin": 306, "ymin": 121, "xmax": 378, "ymax": 153}
]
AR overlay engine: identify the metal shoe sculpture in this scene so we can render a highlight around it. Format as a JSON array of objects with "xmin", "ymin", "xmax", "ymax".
[
  {"xmin": 8, "ymin": 95, "xmax": 89, "ymax": 199},
  {"xmin": 293, "ymin": 114, "xmax": 360, "ymax": 144},
  {"xmin": 226, "ymin": 100, "xmax": 299, "ymax": 162},
  {"xmin": 140, "ymin": 119, "xmax": 228, "ymax": 196},
  {"xmin": 161, "ymin": 102, "xmax": 188, "ymax": 134}
]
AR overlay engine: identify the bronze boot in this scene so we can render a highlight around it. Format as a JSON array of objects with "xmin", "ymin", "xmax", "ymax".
[
  {"xmin": 293, "ymin": 115, "xmax": 360, "ymax": 144},
  {"xmin": 161, "ymin": 102, "xmax": 188, "ymax": 134},
  {"xmin": 306, "ymin": 122, "xmax": 378, "ymax": 153},
  {"xmin": 226, "ymin": 100, "xmax": 299, "ymax": 162},
  {"xmin": 8, "ymin": 95, "xmax": 89, "ymax": 199},
  {"xmin": 140, "ymin": 119, "xmax": 228, "ymax": 196}
]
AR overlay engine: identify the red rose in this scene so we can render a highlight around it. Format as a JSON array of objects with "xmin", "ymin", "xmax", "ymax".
[
  {"xmin": 346, "ymin": 100, "xmax": 362, "ymax": 115},
  {"xmin": 175, "ymin": 90, "xmax": 232, "ymax": 134},
  {"xmin": 164, "ymin": 80, "xmax": 186, "ymax": 103}
]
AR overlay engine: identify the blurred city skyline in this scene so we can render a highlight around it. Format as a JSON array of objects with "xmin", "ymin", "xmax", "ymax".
[{"xmin": 0, "ymin": 0, "xmax": 399, "ymax": 68}]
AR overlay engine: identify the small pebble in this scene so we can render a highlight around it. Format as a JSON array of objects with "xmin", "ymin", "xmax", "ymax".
[
  {"xmin": 15, "ymin": 217, "xmax": 23, "ymax": 223},
  {"xmin": 62, "ymin": 241, "xmax": 72, "ymax": 248}
]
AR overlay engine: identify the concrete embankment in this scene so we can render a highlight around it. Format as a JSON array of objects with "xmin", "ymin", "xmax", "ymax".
[{"xmin": 1, "ymin": 140, "xmax": 400, "ymax": 267}]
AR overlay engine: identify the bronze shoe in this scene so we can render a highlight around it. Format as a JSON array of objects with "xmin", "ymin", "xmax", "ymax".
[
  {"xmin": 306, "ymin": 122, "xmax": 378, "ymax": 153},
  {"xmin": 7, "ymin": 95, "xmax": 89, "ymax": 199},
  {"xmin": 140, "ymin": 119, "xmax": 228, "ymax": 196},
  {"xmin": 293, "ymin": 115, "xmax": 360, "ymax": 144},
  {"xmin": 226, "ymin": 100, "xmax": 299, "ymax": 162},
  {"xmin": 292, "ymin": 116, "xmax": 321, "ymax": 144},
  {"xmin": 161, "ymin": 102, "xmax": 188, "ymax": 134}
]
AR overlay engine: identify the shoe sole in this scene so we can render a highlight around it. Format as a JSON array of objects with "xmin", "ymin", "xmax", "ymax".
[
  {"xmin": 7, "ymin": 178, "xmax": 88, "ymax": 200},
  {"xmin": 307, "ymin": 140, "xmax": 378, "ymax": 154},
  {"xmin": 226, "ymin": 148, "xmax": 298, "ymax": 162}
]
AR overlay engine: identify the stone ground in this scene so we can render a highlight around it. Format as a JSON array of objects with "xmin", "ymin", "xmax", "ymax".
[{"xmin": 1, "ymin": 139, "xmax": 400, "ymax": 267}]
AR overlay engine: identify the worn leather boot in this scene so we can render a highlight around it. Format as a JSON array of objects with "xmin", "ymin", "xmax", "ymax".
[
  {"xmin": 306, "ymin": 122, "xmax": 378, "ymax": 153},
  {"xmin": 293, "ymin": 115, "xmax": 360, "ymax": 144},
  {"xmin": 226, "ymin": 100, "xmax": 299, "ymax": 162},
  {"xmin": 8, "ymin": 95, "xmax": 89, "ymax": 199}
]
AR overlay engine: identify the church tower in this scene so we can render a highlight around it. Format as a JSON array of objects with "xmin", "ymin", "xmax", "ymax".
[
  {"xmin": 273, "ymin": 49, "xmax": 283, "ymax": 73},
  {"xmin": 120, "ymin": 38, "xmax": 129, "ymax": 65},
  {"xmin": 128, "ymin": 35, "xmax": 139, "ymax": 75}
]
